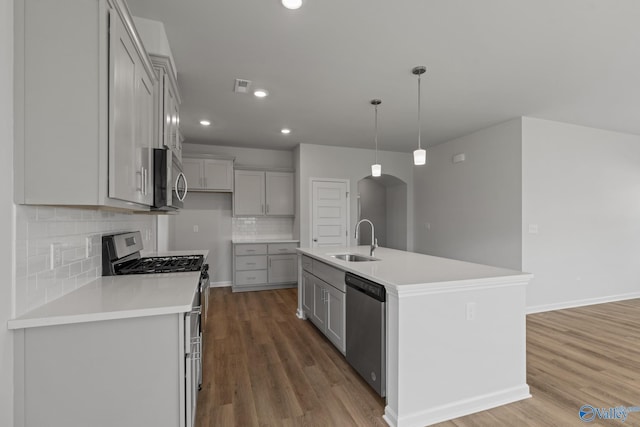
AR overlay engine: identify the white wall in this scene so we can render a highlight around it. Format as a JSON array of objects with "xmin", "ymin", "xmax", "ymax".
[
  {"xmin": 522, "ymin": 118, "xmax": 640, "ymax": 311},
  {"xmin": 297, "ymin": 143, "xmax": 414, "ymax": 249},
  {"xmin": 386, "ymin": 180, "xmax": 407, "ymax": 251},
  {"xmin": 358, "ymin": 178, "xmax": 387, "ymax": 246},
  {"xmin": 413, "ymin": 119, "xmax": 523, "ymax": 270},
  {"xmin": 1, "ymin": 1, "xmax": 14, "ymax": 424}
]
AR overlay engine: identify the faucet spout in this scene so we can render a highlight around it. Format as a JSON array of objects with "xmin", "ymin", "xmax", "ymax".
[{"xmin": 355, "ymin": 219, "xmax": 378, "ymax": 256}]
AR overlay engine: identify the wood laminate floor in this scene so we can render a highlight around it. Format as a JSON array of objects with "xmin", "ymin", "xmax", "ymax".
[{"xmin": 196, "ymin": 288, "xmax": 640, "ymax": 427}]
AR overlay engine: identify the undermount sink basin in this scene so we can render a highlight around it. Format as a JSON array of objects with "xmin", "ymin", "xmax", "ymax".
[{"xmin": 331, "ymin": 253, "xmax": 380, "ymax": 262}]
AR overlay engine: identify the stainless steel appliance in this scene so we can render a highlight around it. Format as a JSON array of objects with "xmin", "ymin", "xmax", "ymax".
[
  {"xmin": 101, "ymin": 231, "xmax": 208, "ymax": 427},
  {"xmin": 153, "ymin": 148, "xmax": 187, "ymax": 210},
  {"xmin": 345, "ymin": 272, "xmax": 386, "ymax": 397}
]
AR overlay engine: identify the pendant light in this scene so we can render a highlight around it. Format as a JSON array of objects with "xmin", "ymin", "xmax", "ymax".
[
  {"xmin": 412, "ymin": 66, "xmax": 427, "ymax": 165},
  {"xmin": 371, "ymin": 99, "xmax": 382, "ymax": 177}
]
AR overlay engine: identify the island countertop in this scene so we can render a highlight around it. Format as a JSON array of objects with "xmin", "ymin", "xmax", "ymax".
[
  {"xmin": 8, "ymin": 250, "xmax": 208, "ymax": 330},
  {"xmin": 297, "ymin": 246, "xmax": 532, "ymax": 295}
]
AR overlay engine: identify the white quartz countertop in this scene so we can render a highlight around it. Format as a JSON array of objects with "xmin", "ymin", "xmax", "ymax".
[
  {"xmin": 298, "ymin": 246, "xmax": 532, "ymax": 295},
  {"xmin": 232, "ymin": 239, "xmax": 299, "ymax": 244},
  {"xmin": 8, "ymin": 250, "xmax": 208, "ymax": 330}
]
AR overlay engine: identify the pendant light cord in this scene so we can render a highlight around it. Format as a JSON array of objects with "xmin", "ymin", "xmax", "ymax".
[
  {"xmin": 374, "ymin": 104, "xmax": 379, "ymax": 164},
  {"xmin": 417, "ymin": 72, "xmax": 422, "ymax": 150}
]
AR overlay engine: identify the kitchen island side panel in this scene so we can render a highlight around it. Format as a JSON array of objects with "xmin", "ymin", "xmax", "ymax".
[
  {"xmin": 21, "ymin": 314, "xmax": 181, "ymax": 427},
  {"xmin": 390, "ymin": 283, "xmax": 529, "ymax": 427}
]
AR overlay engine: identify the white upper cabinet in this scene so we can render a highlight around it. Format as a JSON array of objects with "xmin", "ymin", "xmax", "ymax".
[
  {"xmin": 109, "ymin": 7, "xmax": 154, "ymax": 206},
  {"xmin": 15, "ymin": 0, "xmax": 156, "ymax": 210},
  {"xmin": 183, "ymin": 158, "xmax": 234, "ymax": 192},
  {"xmin": 265, "ymin": 172, "xmax": 294, "ymax": 216},
  {"xmin": 233, "ymin": 170, "xmax": 265, "ymax": 215},
  {"xmin": 149, "ymin": 55, "xmax": 181, "ymax": 159},
  {"xmin": 234, "ymin": 170, "xmax": 294, "ymax": 217}
]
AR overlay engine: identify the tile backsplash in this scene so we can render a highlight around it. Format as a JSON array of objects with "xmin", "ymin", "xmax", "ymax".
[
  {"xmin": 15, "ymin": 206, "xmax": 156, "ymax": 316},
  {"xmin": 232, "ymin": 216, "xmax": 294, "ymax": 240}
]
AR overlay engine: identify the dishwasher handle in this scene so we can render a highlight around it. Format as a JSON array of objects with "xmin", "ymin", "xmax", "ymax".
[{"xmin": 345, "ymin": 272, "xmax": 386, "ymax": 302}]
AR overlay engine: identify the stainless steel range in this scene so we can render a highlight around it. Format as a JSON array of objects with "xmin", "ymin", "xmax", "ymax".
[{"xmin": 101, "ymin": 230, "xmax": 208, "ymax": 426}]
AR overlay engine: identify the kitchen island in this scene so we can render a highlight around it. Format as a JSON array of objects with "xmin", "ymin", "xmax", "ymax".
[{"xmin": 297, "ymin": 246, "xmax": 533, "ymax": 427}]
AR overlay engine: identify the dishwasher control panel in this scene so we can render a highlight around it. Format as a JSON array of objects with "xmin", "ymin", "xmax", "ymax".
[{"xmin": 345, "ymin": 273, "xmax": 386, "ymax": 301}]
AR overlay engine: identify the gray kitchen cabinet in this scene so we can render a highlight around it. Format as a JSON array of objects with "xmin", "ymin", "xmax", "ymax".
[
  {"xmin": 182, "ymin": 157, "xmax": 234, "ymax": 192},
  {"xmin": 233, "ymin": 242, "xmax": 298, "ymax": 292},
  {"xmin": 14, "ymin": 312, "xmax": 197, "ymax": 427},
  {"xmin": 233, "ymin": 170, "xmax": 265, "ymax": 215},
  {"xmin": 268, "ymin": 254, "xmax": 298, "ymax": 284},
  {"xmin": 233, "ymin": 170, "xmax": 294, "ymax": 216},
  {"xmin": 150, "ymin": 55, "xmax": 181, "ymax": 158},
  {"xmin": 14, "ymin": 0, "xmax": 156, "ymax": 210},
  {"xmin": 300, "ymin": 256, "xmax": 346, "ymax": 353}
]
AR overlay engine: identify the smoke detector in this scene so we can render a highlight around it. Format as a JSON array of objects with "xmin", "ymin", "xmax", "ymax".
[{"xmin": 233, "ymin": 78, "xmax": 252, "ymax": 94}]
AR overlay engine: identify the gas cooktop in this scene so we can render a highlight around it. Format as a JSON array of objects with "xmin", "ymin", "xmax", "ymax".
[{"xmin": 115, "ymin": 255, "xmax": 204, "ymax": 275}]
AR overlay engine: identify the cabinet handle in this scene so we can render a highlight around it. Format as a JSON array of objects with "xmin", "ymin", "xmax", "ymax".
[
  {"xmin": 204, "ymin": 177, "xmax": 208, "ymax": 188},
  {"xmin": 246, "ymin": 262, "xmax": 256, "ymax": 266},
  {"xmin": 266, "ymin": 204, "xmax": 269, "ymax": 214},
  {"xmin": 248, "ymin": 276, "xmax": 256, "ymax": 280},
  {"xmin": 137, "ymin": 169, "xmax": 144, "ymax": 193},
  {"xmin": 261, "ymin": 204, "xmax": 264, "ymax": 214},
  {"xmin": 143, "ymin": 168, "xmax": 148, "ymax": 195}
]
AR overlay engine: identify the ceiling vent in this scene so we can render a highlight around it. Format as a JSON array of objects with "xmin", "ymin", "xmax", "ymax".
[{"xmin": 234, "ymin": 78, "xmax": 252, "ymax": 94}]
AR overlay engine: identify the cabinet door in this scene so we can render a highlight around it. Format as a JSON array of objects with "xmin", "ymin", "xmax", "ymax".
[
  {"xmin": 301, "ymin": 271, "xmax": 314, "ymax": 315},
  {"xmin": 234, "ymin": 170, "xmax": 265, "ymax": 216},
  {"xmin": 268, "ymin": 255, "xmax": 297, "ymax": 284},
  {"xmin": 325, "ymin": 284, "xmax": 346, "ymax": 353},
  {"xmin": 109, "ymin": 9, "xmax": 139, "ymax": 203},
  {"xmin": 135, "ymin": 69, "xmax": 154, "ymax": 206},
  {"xmin": 203, "ymin": 159, "xmax": 233, "ymax": 191},
  {"xmin": 182, "ymin": 159, "xmax": 204, "ymax": 190},
  {"xmin": 265, "ymin": 172, "xmax": 294, "ymax": 216},
  {"xmin": 310, "ymin": 279, "xmax": 327, "ymax": 330}
]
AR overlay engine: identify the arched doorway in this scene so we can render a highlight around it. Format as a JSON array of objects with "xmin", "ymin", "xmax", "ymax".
[{"xmin": 357, "ymin": 174, "xmax": 408, "ymax": 251}]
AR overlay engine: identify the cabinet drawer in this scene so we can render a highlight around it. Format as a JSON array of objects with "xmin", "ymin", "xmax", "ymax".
[
  {"xmin": 313, "ymin": 260, "xmax": 346, "ymax": 292},
  {"xmin": 301, "ymin": 255, "xmax": 313, "ymax": 272},
  {"xmin": 235, "ymin": 270, "xmax": 268, "ymax": 286},
  {"xmin": 268, "ymin": 243, "xmax": 298, "ymax": 254},
  {"xmin": 235, "ymin": 244, "xmax": 267, "ymax": 256},
  {"xmin": 235, "ymin": 255, "xmax": 268, "ymax": 271}
]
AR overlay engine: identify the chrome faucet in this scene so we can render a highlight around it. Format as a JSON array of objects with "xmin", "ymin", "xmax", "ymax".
[{"xmin": 355, "ymin": 219, "xmax": 378, "ymax": 256}]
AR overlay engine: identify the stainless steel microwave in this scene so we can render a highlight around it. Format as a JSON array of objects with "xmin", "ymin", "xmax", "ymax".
[{"xmin": 153, "ymin": 149, "xmax": 187, "ymax": 210}]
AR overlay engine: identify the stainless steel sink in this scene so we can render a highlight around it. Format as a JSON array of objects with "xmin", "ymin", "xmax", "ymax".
[{"xmin": 331, "ymin": 253, "xmax": 380, "ymax": 262}]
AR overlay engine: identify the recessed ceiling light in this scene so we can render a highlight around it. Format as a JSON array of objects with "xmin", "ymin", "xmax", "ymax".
[
  {"xmin": 282, "ymin": 0, "xmax": 302, "ymax": 10},
  {"xmin": 200, "ymin": 120, "xmax": 211, "ymax": 126},
  {"xmin": 254, "ymin": 89, "xmax": 268, "ymax": 98},
  {"xmin": 281, "ymin": 128, "xmax": 291, "ymax": 134}
]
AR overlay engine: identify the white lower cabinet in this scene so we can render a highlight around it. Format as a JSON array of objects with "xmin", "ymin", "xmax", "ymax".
[
  {"xmin": 16, "ymin": 311, "xmax": 198, "ymax": 427},
  {"xmin": 301, "ymin": 257, "xmax": 346, "ymax": 354},
  {"xmin": 233, "ymin": 242, "xmax": 299, "ymax": 292}
]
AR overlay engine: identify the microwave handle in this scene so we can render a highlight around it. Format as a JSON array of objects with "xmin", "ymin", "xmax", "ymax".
[{"xmin": 176, "ymin": 172, "xmax": 188, "ymax": 202}]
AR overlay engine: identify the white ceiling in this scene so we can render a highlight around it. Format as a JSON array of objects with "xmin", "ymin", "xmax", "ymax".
[{"xmin": 126, "ymin": 0, "xmax": 640, "ymax": 153}]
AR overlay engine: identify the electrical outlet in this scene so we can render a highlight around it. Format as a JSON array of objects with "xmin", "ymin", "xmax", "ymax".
[
  {"xmin": 193, "ymin": 225, "xmax": 199, "ymax": 233},
  {"xmin": 85, "ymin": 237, "xmax": 92, "ymax": 258},
  {"xmin": 50, "ymin": 243, "xmax": 62, "ymax": 270},
  {"xmin": 466, "ymin": 302, "xmax": 476, "ymax": 321},
  {"xmin": 425, "ymin": 222, "xmax": 431, "ymax": 231}
]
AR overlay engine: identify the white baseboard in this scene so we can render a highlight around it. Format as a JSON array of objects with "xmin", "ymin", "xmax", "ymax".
[
  {"xmin": 386, "ymin": 385, "xmax": 530, "ymax": 427},
  {"xmin": 208, "ymin": 281, "xmax": 232, "ymax": 288},
  {"xmin": 526, "ymin": 291, "xmax": 640, "ymax": 314}
]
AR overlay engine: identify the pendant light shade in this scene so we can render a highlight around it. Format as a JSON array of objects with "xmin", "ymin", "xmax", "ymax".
[
  {"xmin": 371, "ymin": 99, "xmax": 382, "ymax": 177},
  {"xmin": 412, "ymin": 66, "xmax": 427, "ymax": 166}
]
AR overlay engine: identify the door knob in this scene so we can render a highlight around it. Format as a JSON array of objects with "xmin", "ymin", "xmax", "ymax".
[{"xmin": 313, "ymin": 238, "xmax": 318, "ymax": 242}]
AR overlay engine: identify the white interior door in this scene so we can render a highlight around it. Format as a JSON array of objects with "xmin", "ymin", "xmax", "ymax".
[{"xmin": 311, "ymin": 180, "xmax": 348, "ymax": 247}]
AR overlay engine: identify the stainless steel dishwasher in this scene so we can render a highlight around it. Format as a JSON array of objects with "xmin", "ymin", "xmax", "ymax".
[{"xmin": 345, "ymin": 272, "xmax": 386, "ymax": 397}]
